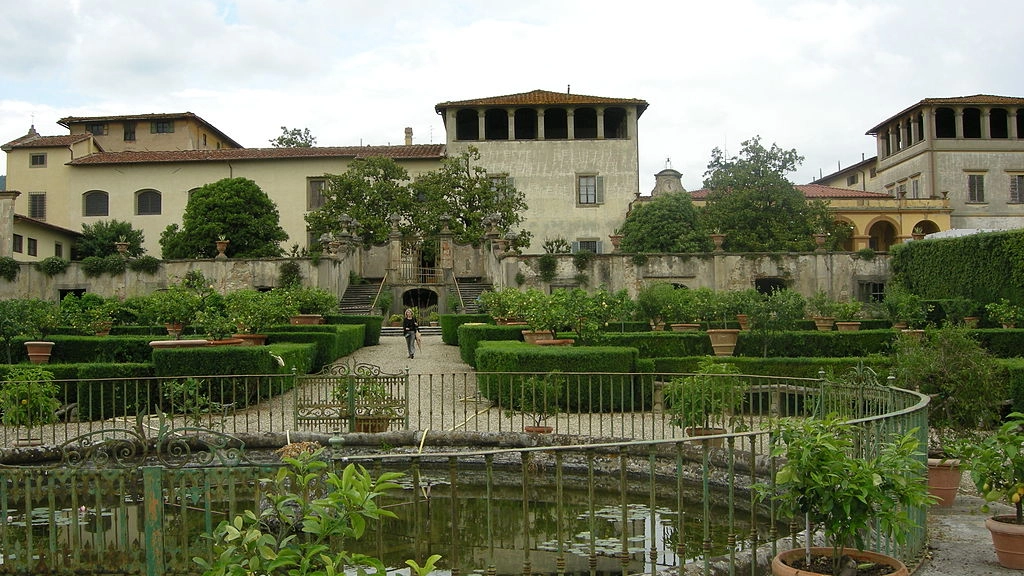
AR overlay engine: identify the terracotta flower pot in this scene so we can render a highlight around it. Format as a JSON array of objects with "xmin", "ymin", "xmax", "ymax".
[
  {"xmin": 812, "ymin": 316, "xmax": 835, "ymax": 331},
  {"xmin": 290, "ymin": 314, "xmax": 324, "ymax": 325},
  {"xmin": 706, "ymin": 329, "xmax": 740, "ymax": 356},
  {"xmin": 233, "ymin": 333, "xmax": 268, "ymax": 346},
  {"xmin": 927, "ymin": 458, "xmax": 962, "ymax": 507},
  {"xmin": 834, "ymin": 321, "xmax": 861, "ymax": 331},
  {"xmin": 670, "ymin": 323, "xmax": 701, "ymax": 332},
  {"xmin": 524, "ymin": 425, "xmax": 554, "ymax": 434},
  {"xmin": 771, "ymin": 547, "xmax": 907, "ymax": 576},
  {"xmin": 24, "ymin": 341, "xmax": 55, "ymax": 364},
  {"xmin": 987, "ymin": 515, "xmax": 1024, "ymax": 569}
]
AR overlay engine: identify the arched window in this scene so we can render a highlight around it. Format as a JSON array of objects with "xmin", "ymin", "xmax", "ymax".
[
  {"xmin": 484, "ymin": 109, "xmax": 509, "ymax": 140},
  {"xmin": 991, "ymin": 108, "xmax": 1009, "ymax": 139},
  {"xmin": 934, "ymin": 108, "xmax": 956, "ymax": 138},
  {"xmin": 963, "ymin": 107, "xmax": 982, "ymax": 138},
  {"xmin": 513, "ymin": 109, "xmax": 537, "ymax": 140},
  {"xmin": 574, "ymin": 108, "xmax": 597, "ymax": 139},
  {"xmin": 544, "ymin": 108, "xmax": 568, "ymax": 139},
  {"xmin": 136, "ymin": 189, "xmax": 162, "ymax": 215},
  {"xmin": 455, "ymin": 109, "xmax": 479, "ymax": 141},
  {"xmin": 83, "ymin": 190, "xmax": 109, "ymax": 217}
]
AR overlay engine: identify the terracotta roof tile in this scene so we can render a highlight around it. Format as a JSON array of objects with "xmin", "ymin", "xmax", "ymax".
[
  {"xmin": 687, "ymin": 184, "xmax": 889, "ymax": 200},
  {"xmin": 67, "ymin": 144, "xmax": 447, "ymax": 165},
  {"xmin": 58, "ymin": 112, "xmax": 244, "ymax": 148},
  {"xmin": 868, "ymin": 94, "xmax": 1024, "ymax": 134},
  {"xmin": 2, "ymin": 133, "xmax": 91, "ymax": 150},
  {"xmin": 14, "ymin": 214, "xmax": 83, "ymax": 237},
  {"xmin": 436, "ymin": 89, "xmax": 649, "ymax": 115}
]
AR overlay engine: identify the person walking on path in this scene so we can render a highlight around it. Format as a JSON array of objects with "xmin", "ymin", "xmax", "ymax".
[{"xmin": 402, "ymin": 308, "xmax": 420, "ymax": 359}]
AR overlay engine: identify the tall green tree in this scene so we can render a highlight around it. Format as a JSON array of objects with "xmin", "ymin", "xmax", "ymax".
[
  {"xmin": 410, "ymin": 147, "xmax": 528, "ymax": 247},
  {"xmin": 701, "ymin": 136, "xmax": 839, "ymax": 252},
  {"xmin": 269, "ymin": 126, "xmax": 316, "ymax": 148},
  {"xmin": 76, "ymin": 219, "xmax": 145, "ymax": 258},
  {"xmin": 306, "ymin": 148, "xmax": 529, "ymax": 250},
  {"xmin": 618, "ymin": 192, "xmax": 710, "ymax": 253},
  {"xmin": 159, "ymin": 177, "xmax": 288, "ymax": 258},
  {"xmin": 305, "ymin": 156, "xmax": 415, "ymax": 248}
]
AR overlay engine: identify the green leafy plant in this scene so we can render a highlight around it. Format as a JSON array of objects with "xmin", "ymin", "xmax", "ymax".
[
  {"xmin": 505, "ymin": 371, "xmax": 565, "ymax": 427},
  {"xmin": 986, "ymin": 298, "xmax": 1024, "ymax": 327},
  {"xmin": 194, "ymin": 308, "xmax": 236, "ymax": 341},
  {"xmin": 375, "ymin": 289, "xmax": 393, "ymax": 316},
  {"xmin": 572, "ymin": 249, "xmax": 595, "ymax": 271},
  {"xmin": 831, "ymin": 299, "xmax": 862, "ymax": 321},
  {"xmin": 127, "ymin": 256, "xmax": 161, "ymax": 274},
  {"xmin": 891, "ymin": 324, "xmax": 1003, "ymax": 436},
  {"xmin": 884, "ymin": 284, "xmax": 928, "ymax": 327},
  {"xmin": 224, "ymin": 289, "xmax": 293, "ymax": 334},
  {"xmin": 542, "ymin": 237, "xmax": 571, "ymax": 254},
  {"xmin": 0, "ymin": 366, "xmax": 60, "ymax": 427},
  {"xmin": 34, "ymin": 256, "xmax": 69, "ymax": 276},
  {"xmin": 958, "ymin": 412, "xmax": 1024, "ymax": 524},
  {"xmin": 278, "ymin": 261, "xmax": 303, "ymax": 288},
  {"xmin": 0, "ymin": 256, "xmax": 19, "ymax": 282},
  {"xmin": 80, "ymin": 256, "xmax": 106, "ymax": 277},
  {"xmin": 806, "ymin": 290, "xmax": 838, "ymax": 318},
  {"xmin": 757, "ymin": 415, "xmax": 934, "ymax": 576},
  {"xmin": 477, "ymin": 288, "xmax": 527, "ymax": 322},
  {"xmin": 664, "ymin": 358, "xmax": 745, "ymax": 432},
  {"xmin": 162, "ymin": 377, "xmax": 216, "ymax": 427},
  {"xmin": 194, "ymin": 448, "xmax": 404, "ymax": 576},
  {"xmin": 855, "ymin": 247, "xmax": 876, "ymax": 261},
  {"xmin": 283, "ymin": 286, "xmax": 337, "ymax": 315},
  {"xmin": 941, "ymin": 297, "xmax": 978, "ymax": 325},
  {"xmin": 150, "ymin": 284, "xmax": 204, "ymax": 327},
  {"xmin": 102, "ymin": 254, "xmax": 127, "ymax": 274},
  {"xmin": 514, "ymin": 271, "xmax": 526, "ymax": 286},
  {"xmin": 538, "ymin": 253, "xmax": 558, "ymax": 282}
]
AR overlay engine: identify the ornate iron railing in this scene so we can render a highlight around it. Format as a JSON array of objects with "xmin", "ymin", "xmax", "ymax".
[{"xmin": 0, "ymin": 371, "xmax": 930, "ymax": 576}]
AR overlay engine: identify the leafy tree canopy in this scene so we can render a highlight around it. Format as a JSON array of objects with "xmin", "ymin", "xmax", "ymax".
[
  {"xmin": 160, "ymin": 177, "xmax": 288, "ymax": 258},
  {"xmin": 306, "ymin": 156, "xmax": 415, "ymax": 247},
  {"xmin": 701, "ymin": 136, "xmax": 841, "ymax": 252},
  {"xmin": 306, "ymin": 147, "xmax": 529, "ymax": 250},
  {"xmin": 76, "ymin": 219, "xmax": 145, "ymax": 259},
  {"xmin": 410, "ymin": 147, "xmax": 528, "ymax": 247},
  {"xmin": 619, "ymin": 192, "xmax": 711, "ymax": 253},
  {"xmin": 269, "ymin": 126, "xmax": 316, "ymax": 148}
]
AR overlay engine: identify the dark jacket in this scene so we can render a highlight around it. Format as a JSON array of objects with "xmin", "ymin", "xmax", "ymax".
[{"xmin": 402, "ymin": 317, "xmax": 419, "ymax": 336}]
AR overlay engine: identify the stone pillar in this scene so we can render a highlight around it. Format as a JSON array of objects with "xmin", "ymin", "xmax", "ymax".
[
  {"xmin": 596, "ymin": 107, "xmax": 605, "ymax": 139},
  {"xmin": 982, "ymin": 108, "xmax": 991, "ymax": 139},
  {"xmin": 506, "ymin": 108, "xmax": 515, "ymax": 140},
  {"xmin": 477, "ymin": 109, "xmax": 486, "ymax": 142},
  {"xmin": 910, "ymin": 115, "xmax": 920, "ymax": 143},
  {"xmin": 0, "ymin": 191, "xmax": 20, "ymax": 258},
  {"xmin": 567, "ymin": 109, "xmax": 575, "ymax": 140},
  {"xmin": 537, "ymin": 109, "xmax": 546, "ymax": 139},
  {"xmin": 955, "ymin": 107, "xmax": 963, "ymax": 139},
  {"xmin": 922, "ymin": 108, "xmax": 933, "ymax": 141},
  {"xmin": 1011, "ymin": 110, "xmax": 1019, "ymax": 139}
]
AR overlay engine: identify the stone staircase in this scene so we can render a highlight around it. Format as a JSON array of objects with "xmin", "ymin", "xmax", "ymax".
[
  {"xmin": 454, "ymin": 281, "xmax": 492, "ymax": 313},
  {"xmin": 339, "ymin": 280, "xmax": 384, "ymax": 314},
  {"xmin": 380, "ymin": 324, "xmax": 442, "ymax": 337}
]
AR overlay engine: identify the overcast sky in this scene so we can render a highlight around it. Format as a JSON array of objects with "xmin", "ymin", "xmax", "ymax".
[{"xmin": 2, "ymin": 0, "xmax": 1022, "ymax": 192}]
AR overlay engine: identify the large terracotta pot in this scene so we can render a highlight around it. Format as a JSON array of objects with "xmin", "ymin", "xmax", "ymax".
[
  {"xmin": 233, "ymin": 333, "xmax": 268, "ymax": 346},
  {"xmin": 771, "ymin": 547, "xmax": 907, "ymax": 576},
  {"xmin": 670, "ymin": 323, "xmax": 701, "ymax": 332},
  {"xmin": 706, "ymin": 329, "xmax": 740, "ymax": 356},
  {"xmin": 987, "ymin": 515, "xmax": 1024, "ymax": 569},
  {"xmin": 290, "ymin": 314, "xmax": 324, "ymax": 325},
  {"xmin": 521, "ymin": 330, "xmax": 552, "ymax": 344},
  {"xmin": 812, "ymin": 316, "xmax": 835, "ymax": 331},
  {"xmin": 355, "ymin": 416, "xmax": 392, "ymax": 433},
  {"xmin": 735, "ymin": 314, "xmax": 750, "ymax": 331},
  {"xmin": 685, "ymin": 426, "xmax": 726, "ymax": 448},
  {"xmin": 24, "ymin": 341, "xmax": 55, "ymax": 364},
  {"xmin": 835, "ymin": 321, "xmax": 862, "ymax": 331},
  {"xmin": 534, "ymin": 338, "xmax": 575, "ymax": 346},
  {"xmin": 927, "ymin": 458, "xmax": 962, "ymax": 507},
  {"xmin": 524, "ymin": 425, "xmax": 554, "ymax": 434}
]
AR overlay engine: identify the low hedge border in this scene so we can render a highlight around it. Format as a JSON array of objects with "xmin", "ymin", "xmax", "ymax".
[
  {"xmin": 475, "ymin": 341, "xmax": 646, "ymax": 412},
  {"xmin": 457, "ymin": 324, "xmax": 527, "ymax": 367},
  {"xmin": 330, "ymin": 315, "xmax": 383, "ymax": 346},
  {"xmin": 440, "ymin": 314, "xmax": 493, "ymax": 345},
  {"xmin": 650, "ymin": 356, "xmax": 893, "ymax": 379},
  {"xmin": 265, "ymin": 324, "xmax": 364, "ymax": 370}
]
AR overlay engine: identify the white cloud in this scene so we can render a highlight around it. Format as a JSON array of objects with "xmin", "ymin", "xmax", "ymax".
[{"xmin": 3, "ymin": 0, "xmax": 1024, "ymax": 194}]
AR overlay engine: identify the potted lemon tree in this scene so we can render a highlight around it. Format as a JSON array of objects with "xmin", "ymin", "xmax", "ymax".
[
  {"xmin": 664, "ymin": 358, "xmax": 745, "ymax": 444},
  {"xmin": 0, "ymin": 366, "xmax": 60, "ymax": 445},
  {"xmin": 758, "ymin": 415, "xmax": 934, "ymax": 576}
]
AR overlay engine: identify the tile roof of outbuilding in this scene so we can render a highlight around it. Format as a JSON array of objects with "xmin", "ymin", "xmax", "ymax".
[
  {"xmin": 435, "ymin": 89, "xmax": 649, "ymax": 116},
  {"xmin": 67, "ymin": 144, "xmax": 447, "ymax": 165},
  {"xmin": 58, "ymin": 111, "xmax": 244, "ymax": 148},
  {"xmin": 2, "ymin": 133, "xmax": 92, "ymax": 151},
  {"xmin": 867, "ymin": 94, "xmax": 1024, "ymax": 134}
]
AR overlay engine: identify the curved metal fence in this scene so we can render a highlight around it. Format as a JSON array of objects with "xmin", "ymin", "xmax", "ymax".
[{"xmin": 0, "ymin": 369, "xmax": 929, "ymax": 576}]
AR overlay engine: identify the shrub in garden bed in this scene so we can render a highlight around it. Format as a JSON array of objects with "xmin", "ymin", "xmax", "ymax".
[
  {"xmin": 475, "ymin": 341, "xmax": 646, "ymax": 411},
  {"xmin": 971, "ymin": 329, "xmax": 1024, "ymax": 358},
  {"xmin": 265, "ymin": 325, "xmax": 363, "ymax": 369},
  {"xmin": 601, "ymin": 321, "xmax": 651, "ymax": 333},
  {"xmin": 329, "ymin": 315, "xmax": 383, "ymax": 346},
  {"xmin": 733, "ymin": 329, "xmax": 896, "ymax": 358},
  {"xmin": 440, "ymin": 314, "xmax": 493, "ymax": 345},
  {"xmin": 651, "ymin": 356, "xmax": 893, "ymax": 380},
  {"xmin": 75, "ymin": 363, "xmax": 158, "ymax": 421},
  {"xmin": 457, "ymin": 324, "xmax": 527, "ymax": 367},
  {"xmin": 598, "ymin": 332, "xmax": 713, "ymax": 358}
]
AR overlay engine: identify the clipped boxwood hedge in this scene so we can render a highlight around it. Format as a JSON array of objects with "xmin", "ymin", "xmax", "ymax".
[
  {"xmin": 651, "ymin": 356, "xmax": 893, "ymax": 380},
  {"xmin": 75, "ymin": 363, "xmax": 158, "ymax": 421},
  {"xmin": 475, "ymin": 341, "xmax": 646, "ymax": 411},
  {"xmin": 597, "ymin": 332, "xmax": 713, "ymax": 358},
  {"xmin": 440, "ymin": 314, "xmax": 493, "ymax": 345},
  {"xmin": 330, "ymin": 315, "xmax": 383, "ymax": 346},
  {"xmin": 265, "ymin": 324, "xmax": 363, "ymax": 370},
  {"xmin": 457, "ymin": 324, "xmax": 526, "ymax": 367},
  {"xmin": 733, "ymin": 330, "xmax": 898, "ymax": 358}
]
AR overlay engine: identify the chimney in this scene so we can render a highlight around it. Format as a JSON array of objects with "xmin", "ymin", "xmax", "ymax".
[{"xmin": 404, "ymin": 127, "xmax": 413, "ymax": 146}]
